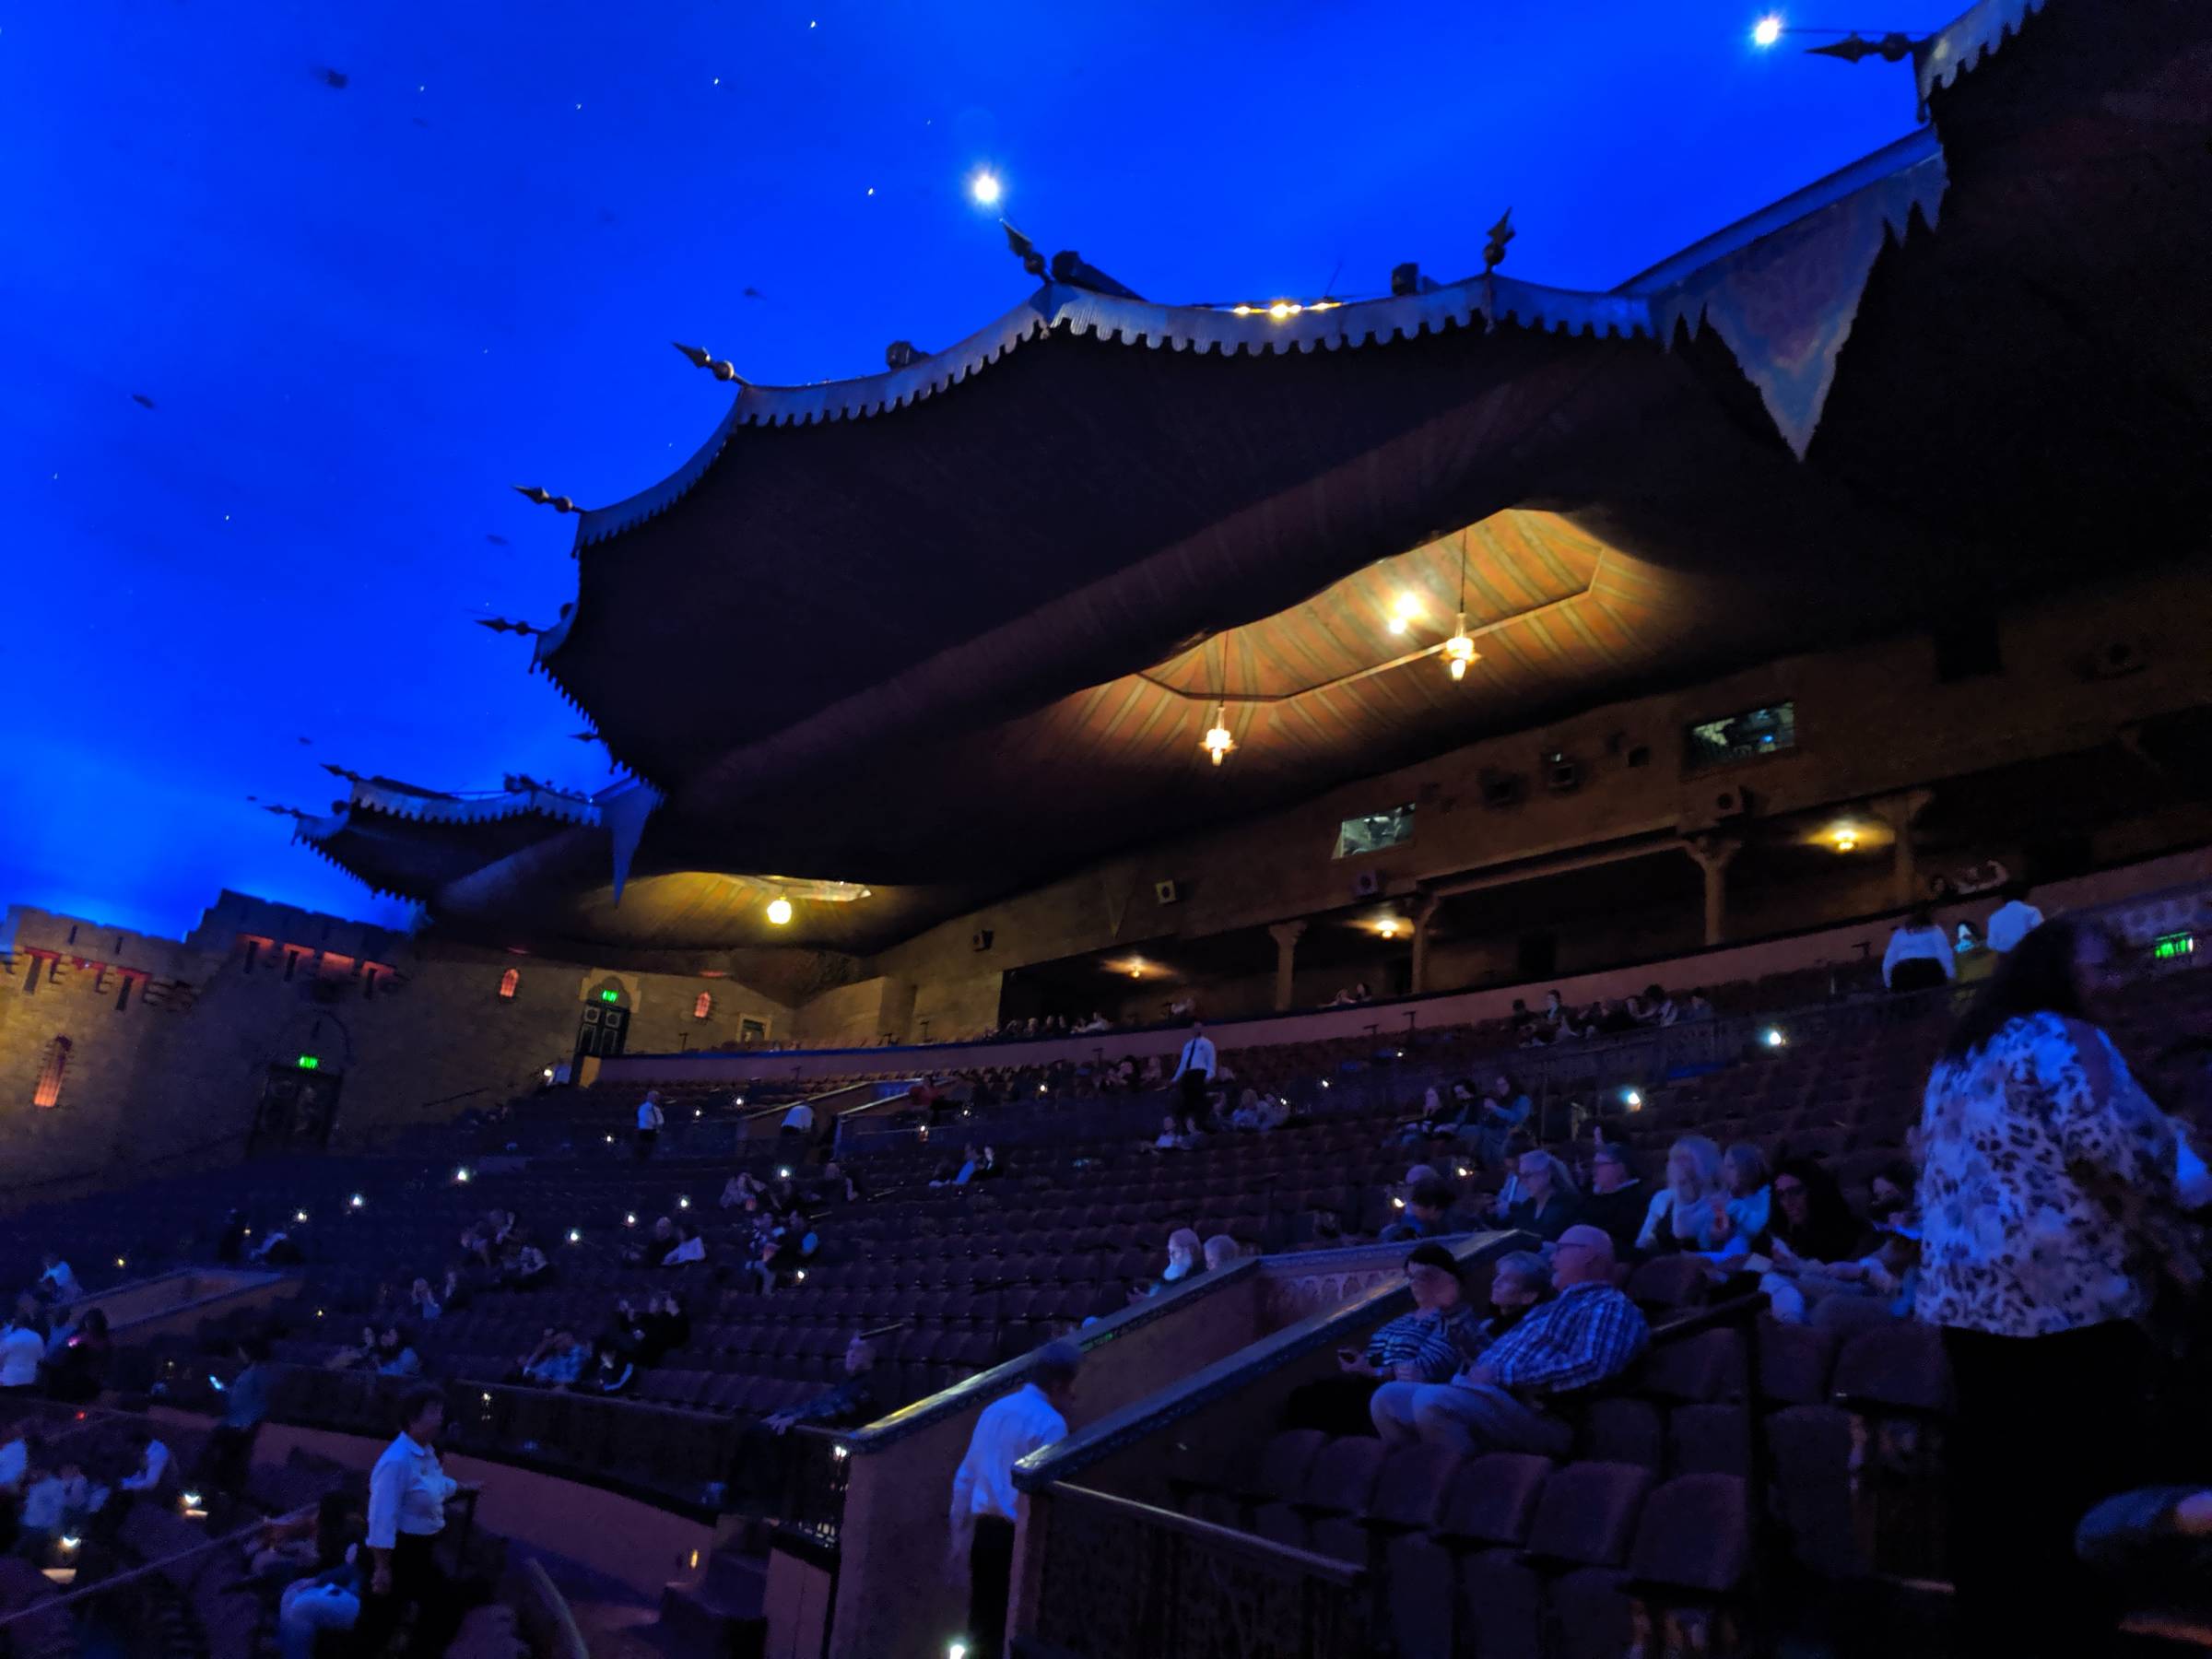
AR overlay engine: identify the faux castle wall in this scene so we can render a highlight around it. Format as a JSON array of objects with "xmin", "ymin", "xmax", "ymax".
[{"xmin": 0, "ymin": 892, "xmax": 791, "ymax": 1204}]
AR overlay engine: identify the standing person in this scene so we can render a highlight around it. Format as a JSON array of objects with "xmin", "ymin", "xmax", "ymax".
[
  {"xmin": 779, "ymin": 1098, "xmax": 816, "ymax": 1138},
  {"xmin": 0, "ymin": 1309, "xmax": 46, "ymax": 1391},
  {"xmin": 1883, "ymin": 904, "xmax": 1956, "ymax": 993},
  {"xmin": 202, "ymin": 1337, "xmax": 273, "ymax": 1494},
  {"xmin": 1917, "ymin": 917, "xmax": 2210, "ymax": 1653},
  {"xmin": 947, "ymin": 1342, "xmax": 1081, "ymax": 1659},
  {"xmin": 356, "ymin": 1386, "xmax": 464, "ymax": 1657},
  {"xmin": 1168, "ymin": 1022, "xmax": 1217, "ymax": 1121},
  {"xmin": 634, "ymin": 1090, "xmax": 665, "ymax": 1160}
]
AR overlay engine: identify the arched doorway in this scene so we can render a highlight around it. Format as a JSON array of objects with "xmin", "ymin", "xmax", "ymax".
[{"xmin": 575, "ymin": 978, "xmax": 630, "ymax": 1065}]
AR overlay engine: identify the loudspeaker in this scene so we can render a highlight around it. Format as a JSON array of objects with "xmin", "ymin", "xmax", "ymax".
[
  {"xmin": 1543, "ymin": 751, "xmax": 1581, "ymax": 794},
  {"xmin": 1351, "ymin": 869, "xmax": 1382, "ymax": 900},
  {"xmin": 1154, "ymin": 879, "xmax": 1181, "ymax": 905},
  {"xmin": 971, "ymin": 929, "xmax": 994, "ymax": 953},
  {"xmin": 1712, "ymin": 786, "xmax": 1754, "ymax": 820}
]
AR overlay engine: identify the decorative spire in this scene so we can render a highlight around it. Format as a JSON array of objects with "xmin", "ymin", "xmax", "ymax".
[
  {"xmin": 1483, "ymin": 209, "xmax": 1515, "ymax": 276},
  {"xmin": 512, "ymin": 484, "xmax": 580, "ymax": 513},
  {"xmin": 670, "ymin": 341, "xmax": 746, "ymax": 383},
  {"xmin": 473, "ymin": 616, "xmax": 546, "ymax": 637},
  {"xmin": 320, "ymin": 762, "xmax": 362, "ymax": 782}
]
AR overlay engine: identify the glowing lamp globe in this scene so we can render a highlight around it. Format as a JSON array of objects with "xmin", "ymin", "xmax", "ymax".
[
  {"xmin": 766, "ymin": 898, "xmax": 794, "ymax": 925},
  {"xmin": 1753, "ymin": 14, "xmax": 1783, "ymax": 46},
  {"xmin": 970, "ymin": 171, "xmax": 1001, "ymax": 206}
]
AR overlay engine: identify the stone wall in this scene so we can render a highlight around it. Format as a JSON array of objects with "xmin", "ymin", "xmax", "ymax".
[{"xmin": 0, "ymin": 894, "xmax": 791, "ymax": 1204}]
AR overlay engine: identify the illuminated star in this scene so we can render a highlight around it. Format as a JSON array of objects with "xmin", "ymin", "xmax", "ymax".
[{"xmin": 971, "ymin": 171, "xmax": 1002, "ymax": 206}]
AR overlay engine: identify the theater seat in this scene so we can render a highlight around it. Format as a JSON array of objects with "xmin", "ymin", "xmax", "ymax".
[{"xmin": 1460, "ymin": 1461, "xmax": 1653, "ymax": 1659}]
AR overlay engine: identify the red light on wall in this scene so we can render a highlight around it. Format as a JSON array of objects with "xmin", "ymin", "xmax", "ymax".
[
  {"xmin": 32, "ymin": 1037, "xmax": 72, "ymax": 1108},
  {"xmin": 498, "ymin": 969, "xmax": 520, "ymax": 1001},
  {"xmin": 693, "ymin": 992, "xmax": 713, "ymax": 1019}
]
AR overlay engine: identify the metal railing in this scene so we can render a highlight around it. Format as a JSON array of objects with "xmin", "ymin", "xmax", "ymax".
[{"xmin": 1018, "ymin": 1483, "xmax": 1372, "ymax": 1659}]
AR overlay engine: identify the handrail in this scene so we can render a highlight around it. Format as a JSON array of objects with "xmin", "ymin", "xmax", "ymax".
[
  {"xmin": 843, "ymin": 1255, "xmax": 1264, "ymax": 1454},
  {"xmin": 517, "ymin": 1557, "xmax": 592, "ymax": 1659},
  {"xmin": 1016, "ymin": 1231, "xmax": 1524, "ymax": 1492},
  {"xmin": 1046, "ymin": 1481, "xmax": 1365, "ymax": 1587}
]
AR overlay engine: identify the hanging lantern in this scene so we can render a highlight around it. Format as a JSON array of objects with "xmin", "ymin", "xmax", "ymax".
[
  {"xmin": 1201, "ymin": 702, "xmax": 1236, "ymax": 767},
  {"xmin": 1443, "ymin": 614, "xmax": 1477, "ymax": 682}
]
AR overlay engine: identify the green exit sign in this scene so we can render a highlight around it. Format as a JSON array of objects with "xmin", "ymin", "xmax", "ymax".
[
  {"xmin": 297, "ymin": 1055, "xmax": 321, "ymax": 1070},
  {"xmin": 599, "ymin": 989, "xmax": 619, "ymax": 1004},
  {"xmin": 2155, "ymin": 932, "xmax": 2196, "ymax": 960}
]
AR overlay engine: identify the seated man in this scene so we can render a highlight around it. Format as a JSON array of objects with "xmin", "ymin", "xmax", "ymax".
[
  {"xmin": 518, "ymin": 1329, "xmax": 588, "ymax": 1388},
  {"xmin": 1370, "ymin": 1225, "xmax": 1646, "ymax": 1457},
  {"xmin": 117, "ymin": 1428, "xmax": 171, "ymax": 1495},
  {"xmin": 763, "ymin": 1337, "xmax": 880, "ymax": 1435},
  {"xmin": 1285, "ymin": 1244, "xmax": 1488, "ymax": 1435},
  {"xmin": 1379, "ymin": 1180, "xmax": 1457, "ymax": 1242}
]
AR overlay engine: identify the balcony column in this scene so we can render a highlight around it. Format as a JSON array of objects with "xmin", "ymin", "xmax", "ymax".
[
  {"xmin": 1683, "ymin": 832, "xmax": 1743, "ymax": 947},
  {"xmin": 1267, "ymin": 920, "xmax": 1309, "ymax": 1012}
]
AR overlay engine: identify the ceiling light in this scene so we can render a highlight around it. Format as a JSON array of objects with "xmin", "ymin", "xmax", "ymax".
[
  {"xmin": 1830, "ymin": 824, "xmax": 1860, "ymax": 853},
  {"xmin": 1377, "ymin": 919, "xmax": 1399, "ymax": 938},
  {"xmin": 766, "ymin": 897, "xmax": 794, "ymax": 925},
  {"xmin": 1443, "ymin": 615, "xmax": 1477, "ymax": 681},
  {"xmin": 1753, "ymin": 14, "xmax": 1784, "ymax": 46},
  {"xmin": 1201, "ymin": 702, "xmax": 1235, "ymax": 767},
  {"xmin": 970, "ymin": 171, "xmax": 1001, "ymax": 206}
]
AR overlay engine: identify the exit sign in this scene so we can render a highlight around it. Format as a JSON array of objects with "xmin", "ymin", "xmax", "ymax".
[
  {"xmin": 599, "ymin": 989, "xmax": 619, "ymax": 1004},
  {"xmin": 297, "ymin": 1055, "xmax": 321, "ymax": 1070}
]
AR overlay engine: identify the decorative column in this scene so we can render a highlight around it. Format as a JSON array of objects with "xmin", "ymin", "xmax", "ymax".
[
  {"xmin": 1267, "ymin": 920, "xmax": 1308, "ymax": 1013},
  {"xmin": 1407, "ymin": 893, "xmax": 1441, "ymax": 995},
  {"xmin": 1683, "ymin": 832, "xmax": 1743, "ymax": 947},
  {"xmin": 1872, "ymin": 787, "xmax": 1936, "ymax": 908}
]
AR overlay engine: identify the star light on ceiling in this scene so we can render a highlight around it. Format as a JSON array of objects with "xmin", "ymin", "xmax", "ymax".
[{"xmin": 970, "ymin": 171, "xmax": 1002, "ymax": 206}]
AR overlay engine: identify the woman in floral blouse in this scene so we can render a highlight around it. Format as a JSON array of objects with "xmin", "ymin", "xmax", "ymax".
[{"xmin": 1917, "ymin": 917, "xmax": 2208, "ymax": 1651}]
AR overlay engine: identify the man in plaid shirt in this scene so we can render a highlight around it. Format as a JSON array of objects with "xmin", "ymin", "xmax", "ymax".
[{"xmin": 1371, "ymin": 1225, "xmax": 1646, "ymax": 1457}]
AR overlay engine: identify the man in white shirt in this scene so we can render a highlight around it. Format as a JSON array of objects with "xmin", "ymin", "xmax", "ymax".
[
  {"xmin": 1984, "ymin": 888, "xmax": 2045, "ymax": 954},
  {"xmin": 947, "ymin": 1341, "xmax": 1082, "ymax": 1659},
  {"xmin": 780, "ymin": 1100, "xmax": 816, "ymax": 1137},
  {"xmin": 1169, "ymin": 1022, "xmax": 1218, "ymax": 1118},
  {"xmin": 0, "ymin": 1423, "xmax": 35, "ymax": 1493},
  {"xmin": 634, "ymin": 1090, "xmax": 665, "ymax": 1160},
  {"xmin": 357, "ymin": 1386, "xmax": 464, "ymax": 1657},
  {"xmin": 118, "ymin": 1430, "xmax": 171, "ymax": 1493},
  {"xmin": 0, "ymin": 1312, "xmax": 48, "ymax": 1390}
]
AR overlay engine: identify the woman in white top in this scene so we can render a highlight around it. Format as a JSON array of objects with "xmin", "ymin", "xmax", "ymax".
[
  {"xmin": 1636, "ymin": 1136, "xmax": 1724, "ymax": 1254},
  {"xmin": 0, "ymin": 1313, "xmax": 48, "ymax": 1389},
  {"xmin": 1883, "ymin": 904, "xmax": 1956, "ymax": 993}
]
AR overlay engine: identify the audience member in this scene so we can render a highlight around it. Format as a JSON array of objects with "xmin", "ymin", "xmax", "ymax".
[
  {"xmin": 1919, "ymin": 916, "xmax": 2211, "ymax": 1651},
  {"xmin": 1286, "ymin": 1244, "xmax": 1483, "ymax": 1435},
  {"xmin": 34, "ymin": 1253, "xmax": 80, "ymax": 1305},
  {"xmin": 663, "ymin": 1225, "xmax": 707, "ymax": 1265},
  {"xmin": 201, "ymin": 1337, "xmax": 273, "ymax": 1494},
  {"xmin": 1370, "ymin": 1225, "xmax": 1646, "ymax": 1456},
  {"xmin": 1754, "ymin": 1159, "xmax": 1879, "ymax": 1323},
  {"xmin": 272, "ymin": 1494, "xmax": 367, "ymax": 1659},
  {"xmin": 765, "ymin": 1336, "xmax": 881, "ymax": 1435},
  {"xmin": 1884, "ymin": 903, "xmax": 1956, "ymax": 992},
  {"xmin": 407, "ymin": 1278, "xmax": 442, "ymax": 1324},
  {"xmin": 1700, "ymin": 1142, "xmax": 1773, "ymax": 1259},
  {"xmin": 519, "ymin": 1329, "xmax": 587, "ymax": 1388},
  {"xmin": 1985, "ymin": 884, "xmax": 2045, "ymax": 954},
  {"xmin": 0, "ymin": 1422, "xmax": 36, "ymax": 1494},
  {"xmin": 1578, "ymin": 1142, "xmax": 1647, "ymax": 1256},
  {"xmin": 373, "ymin": 1324, "xmax": 421, "ymax": 1378},
  {"xmin": 117, "ymin": 1428, "xmax": 171, "ymax": 1494},
  {"xmin": 1382, "ymin": 1181, "xmax": 1458, "ymax": 1242},
  {"xmin": 1465, "ymin": 1074, "xmax": 1535, "ymax": 1168},
  {"xmin": 1489, "ymin": 1150, "xmax": 1580, "ymax": 1241},
  {"xmin": 1636, "ymin": 1135, "xmax": 1723, "ymax": 1254},
  {"xmin": 43, "ymin": 1306, "xmax": 110, "ymax": 1403},
  {"xmin": 722, "ymin": 1171, "xmax": 768, "ymax": 1209},
  {"xmin": 1161, "ymin": 1230, "xmax": 1203, "ymax": 1284},
  {"xmin": 948, "ymin": 1342, "xmax": 1082, "ymax": 1659},
  {"xmin": 0, "ymin": 1309, "xmax": 47, "ymax": 1391},
  {"xmin": 1201, "ymin": 1235, "xmax": 1242, "ymax": 1273}
]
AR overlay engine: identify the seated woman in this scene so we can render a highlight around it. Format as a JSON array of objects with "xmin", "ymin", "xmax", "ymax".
[
  {"xmin": 1636, "ymin": 1136, "xmax": 1724, "ymax": 1255},
  {"xmin": 1750, "ymin": 1158, "xmax": 1870, "ymax": 1322},
  {"xmin": 1489, "ymin": 1150, "xmax": 1581, "ymax": 1241},
  {"xmin": 1284, "ymin": 1243, "xmax": 1491, "ymax": 1436},
  {"xmin": 1696, "ymin": 1142, "xmax": 1774, "ymax": 1264},
  {"xmin": 371, "ymin": 1324, "xmax": 420, "ymax": 1378}
]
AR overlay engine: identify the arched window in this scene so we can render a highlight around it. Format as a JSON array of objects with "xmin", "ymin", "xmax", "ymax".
[
  {"xmin": 32, "ymin": 1037, "xmax": 71, "ymax": 1108},
  {"xmin": 693, "ymin": 991, "xmax": 713, "ymax": 1020},
  {"xmin": 498, "ymin": 968, "xmax": 520, "ymax": 1001}
]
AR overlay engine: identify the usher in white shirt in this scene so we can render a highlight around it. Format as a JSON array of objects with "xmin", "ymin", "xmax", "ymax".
[
  {"xmin": 1882, "ymin": 924, "xmax": 1956, "ymax": 987},
  {"xmin": 1171, "ymin": 1035, "xmax": 1218, "ymax": 1081},
  {"xmin": 365, "ymin": 1433, "xmax": 457, "ymax": 1549},
  {"xmin": 949, "ymin": 1382, "xmax": 1067, "ymax": 1524}
]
